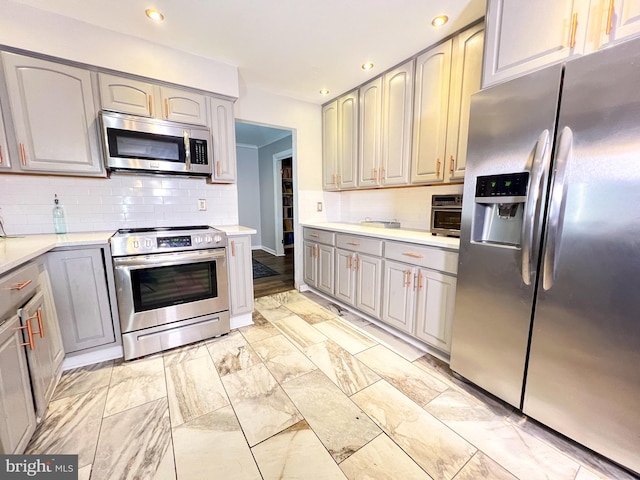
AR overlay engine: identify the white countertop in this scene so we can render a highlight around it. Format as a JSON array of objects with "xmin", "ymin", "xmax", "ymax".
[
  {"xmin": 302, "ymin": 222, "xmax": 460, "ymax": 250},
  {"xmin": 215, "ymin": 225, "xmax": 258, "ymax": 236},
  {"xmin": 0, "ymin": 232, "xmax": 115, "ymax": 275}
]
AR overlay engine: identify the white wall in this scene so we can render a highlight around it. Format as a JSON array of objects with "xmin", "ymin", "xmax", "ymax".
[{"xmin": 236, "ymin": 146, "xmax": 262, "ymax": 247}]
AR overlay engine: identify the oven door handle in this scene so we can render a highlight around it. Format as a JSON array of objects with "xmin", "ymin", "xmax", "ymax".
[{"xmin": 112, "ymin": 249, "xmax": 226, "ymax": 268}]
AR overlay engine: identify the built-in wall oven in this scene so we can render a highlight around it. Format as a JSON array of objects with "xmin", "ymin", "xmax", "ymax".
[
  {"xmin": 430, "ymin": 194, "xmax": 463, "ymax": 237},
  {"xmin": 110, "ymin": 226, "xmax": 229, "ymax": 360}
]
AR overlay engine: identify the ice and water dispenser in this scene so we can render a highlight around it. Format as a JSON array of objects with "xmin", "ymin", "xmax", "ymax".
[{"xmin": 471, "ymin": 172, "xmax": 529, "ymax": 247}]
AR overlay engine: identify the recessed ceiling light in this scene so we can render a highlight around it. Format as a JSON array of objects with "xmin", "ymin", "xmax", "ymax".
[
  {"xmin": 319, "ymin": 88, "xmax": 330, "ymax": 96},
  {"xmin": 431, "ymin": 15, "xmax": 449, "ymax": 27},
  {"xmin": 361, "ymin": 62, "xmax": 374, "ymax": 71},
  {"xmin": 145, "ymin": 9, "xmax": 165, "ymax": 22}
]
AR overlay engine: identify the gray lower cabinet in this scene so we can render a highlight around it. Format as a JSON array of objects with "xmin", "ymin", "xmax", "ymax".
[
  {"xmin": 46, "ymin": 247, "xmax": 116, "ymax": 353},
  {"xmin": 303, "ymin": 241, "xmax": 334, "ymax": 295},
  {"xmin": 334, "ymin": 248, "xmax": 356, "ymax": 306},
  {"xmin": 227, "ymin": 235, "xmax": 254, "ymax": 316},
  {"xmin": 0, "ymin": 314, "xmax": 36, "ymax": 454},
  {"xmin": 381, "ymin": 260, "xmax": 416, "ymax": 334}
]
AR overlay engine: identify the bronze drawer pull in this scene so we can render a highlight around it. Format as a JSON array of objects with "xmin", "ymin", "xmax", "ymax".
[{"xmin": 402, "ymin": 252, "xmax": 424, "ymax": 259}]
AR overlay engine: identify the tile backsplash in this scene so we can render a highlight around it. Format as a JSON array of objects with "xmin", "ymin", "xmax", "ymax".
[{"xmin": 0, "ymin": 174, "xmax": 239, "ymax": 235}]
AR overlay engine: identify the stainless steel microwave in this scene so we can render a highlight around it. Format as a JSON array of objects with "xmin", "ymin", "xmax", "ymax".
[
  {"xmin": 431, "ymin": 194, "xmax": 462, "ymax": 237},
  {"xmin": 99, "ymin": 111, "xmax": 211, "ymax": 176}
]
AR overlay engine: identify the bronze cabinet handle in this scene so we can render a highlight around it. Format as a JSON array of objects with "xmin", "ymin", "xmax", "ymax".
[
  {"xmin": 18, "ymin": 320, "xmax": 35, "ymax": 350},
  {"xmin": 570, "ymin": 12, "xmax": 578, "ymax": 48}
]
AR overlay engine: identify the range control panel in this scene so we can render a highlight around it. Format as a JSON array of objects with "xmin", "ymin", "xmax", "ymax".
[{"xmin": 475, "ymin": 172, "xmax": 529, "ymax": 198}]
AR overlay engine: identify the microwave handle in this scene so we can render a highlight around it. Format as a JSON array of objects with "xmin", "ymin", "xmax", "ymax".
[{"xmin": 184, "ymin": 130, "xmax": 191, "ymax": 170}]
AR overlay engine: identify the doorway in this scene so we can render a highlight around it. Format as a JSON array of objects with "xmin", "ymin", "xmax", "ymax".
[{"xmin": 235, "ymin": 120, "xmax": 296, "ymax": 297}]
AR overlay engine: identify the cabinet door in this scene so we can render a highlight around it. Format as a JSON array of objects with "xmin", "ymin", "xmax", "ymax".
[
  {"xmin": 228, "ymin": 236, "xmax": 254, "ymax": 316},
  {"xmin": 160, "ymin": 87, "xmax": 208, "ymax": 126},
  {"xmin": 98, "ymin": 73, "xmax": 155, "ymax": 117},
  {"xmin": 2, "ymin": 53, "xmax": 104, "ymax": 175},
  {"xmin": 381, "ymin": 260, "xmax": 415, "ymax": 334},
  {"xmin": 19, "ymin": 291, "xmax": 55, "ymax": 419},
  {"xmin": 322, "ymin": 100, "xmax": 339, "ymax": 190},
  {"xmin": 446, "ymin": 24, "xmax": 485, "ymax": 181},
  {"xmin": 303, "ymin": 241, "xmax": 317, "ymax": 287},
  {"xmin": 0, "ymin": 314, "xmax": 36, "ymax": 454},
  {"xmin": 37, "ymin": 263, "xmax": 64, "ymax": 384},
  {"xmin": 209, "ymin": 97, "xmax": 237, "ymax": 182},
  {"xmin": 334, "ymin": 249, "xmax": 356, "ymax": 306},
  {"xmin": 483, "ymin": 0, "xmax": 590, "ymax": 87},
  {"xmin": 358, "ymin": 78, "xmax": 383, "ymax": 188},
  {"xmin": 598, "ymin": 0, "xmax": 640, "ymax": 48},
  {"xmin": 381, "ymin": 61, "xmax": 413, "ymax": 186},
  {"xmin": 355, "ymin": 254, "xmax": 382, "ymax": 319},
  {"xmin": 47, "ymin": 248, "xmax": 115, "ymax": 353},
  {"xmin": 414, "ymin": 270, "xmax": 457, "ymax": 353},
  {"xmin": 337, "ymin": 91, "xmax": 358, "ymax": 189},
  {"xmin": 317, "ymin": 244, "xmax": 335, "ymax": 296},
  {"xmin": 0, "ymin": 99, "xmax": 11, "ymax": 170},
  {"xmin": 411, "ymin": 41, "xmax": 452, "ymax": 184}
]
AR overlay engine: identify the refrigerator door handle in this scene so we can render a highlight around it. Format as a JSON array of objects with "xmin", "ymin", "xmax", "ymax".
[
  {"xmin": 521, "ymin": 129, "xmax": 550, "ymax": 285},
  {"xmin": 542, "ymin": 126, "xmax": 573, "ymax": 291}
]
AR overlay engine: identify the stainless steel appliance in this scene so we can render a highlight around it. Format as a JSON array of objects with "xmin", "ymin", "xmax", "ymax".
[
  {"xmin": 430, "ymin": 195, "xmax": 462, "ymax": 237},
  {"xmin": 100, "ymin": 111, "xmax": 211, "ymax": 176},
  {"xmin": 450, "ymin": 38, "xmax": 640, "ymax": 475},
  {"xmin": 110, "ymin": 226, "xmax": 229, "ymax": 360}
]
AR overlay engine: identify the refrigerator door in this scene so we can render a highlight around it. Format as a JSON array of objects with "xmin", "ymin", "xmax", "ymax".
[
  {"xmin": 524, "ymin": 39, "xmax": 640, "ymax": 474},
  {"xmin": 450, "ymin": 65, "xmax": 563, "ymax": 408}
]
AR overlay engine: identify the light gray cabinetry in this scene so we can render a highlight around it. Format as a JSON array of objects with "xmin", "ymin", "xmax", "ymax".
[
  {"xmin": 209, "ymin": 96, "xmax": 237, "ymax": 182},
  {"xmin": 227, "ymin": 235, "xmax": 254, "ymax": 316},
  {"xmin": 358, "ymin": 78, "xmax": 382, "ymax": 188},
  {"xmin": 323, "ymin": 91, "xmax": 358, "ymax": 190},
  {"xmin": 597, "ymin": 0, "xmax": 640, "ymax": 49},
  {"xmin": 334, "ymin": 249, "xmax": 356, "ymax": 306},
  {"xmin": 413, "ymin": 269, "xmax": 456, "ymax": 351},
  {"xmin": 0, "ymin": 314, "xmax": 36, "ymax": 454},
  {"xmin": 412, "ymin": 23, "xmax": 484, "ymax": 184},
  {"xmin": 0, "ymin": 96, "xmax": 10, "ymax": 170},
  {"xmin": 98, "ymin": 73, "xmax": 208, "ymax": 126},
  {"xmin": 46, "ymin": 247, "xmax": 116, "ymax": 353},
  {"xmin": 381, "ymin": 259, "xmax": 416, "ymax": 334},
  {"xmin": 1, "ymin": 52, "xmax": 104, "ymax": 176},
  {"xmin": 303, "ymin": 228, "xmax": 335, "ymax": 295}
]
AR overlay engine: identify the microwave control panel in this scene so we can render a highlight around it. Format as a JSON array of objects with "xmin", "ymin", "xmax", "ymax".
[{"xmin": 191, "ymin": 139, "xmax": 209, "ymax": 165}]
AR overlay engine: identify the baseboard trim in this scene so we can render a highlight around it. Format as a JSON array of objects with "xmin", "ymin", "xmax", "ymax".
[
  {"xmin": 62, "ymin": 345, "xmax": 124, "ymax": 371},
  {"xmin": 230, "ymin": 312, "xmax": 253, "ymax": 329},
  {"xmin": 259, "ymin": 246, "xmax": 283, "ymax": 256}
]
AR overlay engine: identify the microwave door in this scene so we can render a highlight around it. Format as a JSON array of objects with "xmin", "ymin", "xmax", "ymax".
[{"xmin": 107, "ymin": 128, "xmax": 186, "ymax": 163}]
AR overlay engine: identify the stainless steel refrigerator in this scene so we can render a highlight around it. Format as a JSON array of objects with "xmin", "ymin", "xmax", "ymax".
[{"xmin": 450, "ymin": 37, "xmax": 640, "ymax": 475}]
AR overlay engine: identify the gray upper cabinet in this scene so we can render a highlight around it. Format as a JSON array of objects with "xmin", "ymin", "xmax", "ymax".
[
  {"xmin": 323, "ymin": 91, "xmax": 358, "ymax": 190},
  {"xmin": 0, "ymin": 97, "xmax": 10, "ymax": 170},
  {"xmin": 483, "ymin": 0, "xmax": 590, "ymax": 87},
  {"xmin": 209, "ymin": 96, "xmax": 237, "ymax": 182},
  {"xmin": 99, "ymin": 73, "xmax": 155, "ymax": 117},
  {"xmin": 46, "ymin": 247, "xmax": 116, "ymax": 353},
  {"xmin": 2, "ymin": 52, "xmax": 104, "ymax": 176},
  {"xmin": 0, "ymin": 314, "xmax": 36, "ymax": 454},
  {"xmin": 227, "ymin": 235, "xmax": 254, "ymax": 316},
  {"xmin": 380, "ymin": 61, "xmax": 413, "ymax": 186},
  {"xmin": 358, "ymin": 78, "xmax": 383, "ymax": 188},
  {"xmin": 99, "ymin": 73, "xmax": 208, "ymax": 126},
  {"xmin": 597, "ymin": 0, "xmax": 640, "ymax": 49}
]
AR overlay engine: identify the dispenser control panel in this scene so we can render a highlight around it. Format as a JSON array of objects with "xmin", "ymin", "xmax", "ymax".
[{"xmin": 475, "ymin": 172, "xmax": 529, "ymax": 198}]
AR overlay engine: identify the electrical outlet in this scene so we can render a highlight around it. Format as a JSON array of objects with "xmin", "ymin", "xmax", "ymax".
[
  {"xmin": 317, "ymin": 202, "xmax": 323, "ymax": 212},
  {"xmin": 198, "ymin": 199, "xmax": 207, "ymax": 211}
]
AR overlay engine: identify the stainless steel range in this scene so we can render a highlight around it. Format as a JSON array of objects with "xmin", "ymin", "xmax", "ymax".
[{"xmin": 110, "ymin": 226, "xmax": 230, "ymax": 360}]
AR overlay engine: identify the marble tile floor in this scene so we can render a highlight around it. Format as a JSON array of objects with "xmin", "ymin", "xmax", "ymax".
[{"xmin": 26, "ymin": 290, "xmax": 638, "ymax": 480}]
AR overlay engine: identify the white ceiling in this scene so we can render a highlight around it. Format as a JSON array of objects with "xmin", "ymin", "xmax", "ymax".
[{"xmin": 9, "ymin": 0, "xmax": 485, "ymax": 104}]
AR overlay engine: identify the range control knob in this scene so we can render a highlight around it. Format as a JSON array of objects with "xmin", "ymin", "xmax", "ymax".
[
  {"xmin": 205, "ymin": 235, "xmax": 212, "ymax": 243},
  {"xmin": 132, "ymin": 240, "xmax": 140, "ymax": 249},
  {"xmin": 214, "ymin": 234, "xmax": 222, "ymax": 243},
  {"xmin": 194, "ymin": 235, "xmax": 202, "ymax": 244},
  {"xmin": 144, "ymin": 239, "xmax": 153, "ymax": 248}
]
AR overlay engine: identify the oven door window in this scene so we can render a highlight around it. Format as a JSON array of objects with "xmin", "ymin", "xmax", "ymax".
[
  {"xmin": 106, "ymin": 128, "xmax": 186, "ymax": 163},
  {"xmin": 433, "ymin": 210, "xmax": 461, "ymax": 230},
  {"xmin": 131, "ymin": 261, "xmax": 218, "ymax": 312}
]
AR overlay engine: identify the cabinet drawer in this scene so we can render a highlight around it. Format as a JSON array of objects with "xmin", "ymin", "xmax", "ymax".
[
  {"xmin": 0, "ymin": 263, "xmax": 39, "ymax": 319},
  {"xmin": 384, "ymin": 241, "xmax": 458, "ymax": 274},
  {"xmin": 303, "ymin": 228, "xmax": 335, "ymax": 245},
  {"xmin": 336, "ymin": 234, "xmax": 383, "ymax": 256}
]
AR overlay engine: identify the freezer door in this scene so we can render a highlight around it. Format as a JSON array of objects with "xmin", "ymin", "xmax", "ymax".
[
  {"xmin": 450, "ymin": 64, "xmax": 562, "ymax": 408},
  {"xmin": 524, "ymin": 39, "xmax": 640, "ymax": 475}
]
